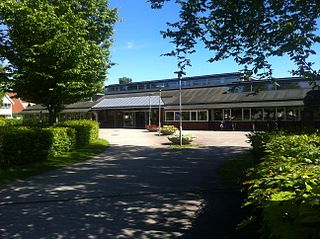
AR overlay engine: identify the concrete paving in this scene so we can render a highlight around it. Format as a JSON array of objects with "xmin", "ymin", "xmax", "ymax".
[{"xmin": 0, "ymin": 129, "xmax": 250, "ymax": 239}]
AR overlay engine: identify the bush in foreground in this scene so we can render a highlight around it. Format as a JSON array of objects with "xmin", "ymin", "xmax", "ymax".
[
  {"xmin": 0, "ymin": 127, "xmax": 75, "ymax": 167},
  {"xmin": 168, "ymin": 133, "xmax": 195, "ymax": 145},
  {"xmin": 161, "ymin": 125, "xmax": 177, "ymax": 135},
  {"xmin": 55, "ymin": 120, "xmax": 99, "ymax": 147},
  {"xmin": 245, "ymin": 131, "xmax": 320, "ymax": 239}
]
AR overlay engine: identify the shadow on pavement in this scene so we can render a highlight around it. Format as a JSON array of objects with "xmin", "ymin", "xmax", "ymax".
[{"xmin": 0, "ymin": 145, "xmax": 250, "ymax": 238}]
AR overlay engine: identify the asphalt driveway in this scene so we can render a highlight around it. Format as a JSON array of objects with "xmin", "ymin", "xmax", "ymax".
[{"xmin": 0, "ymin": 129, "xmax": 250, "ymax": 239}]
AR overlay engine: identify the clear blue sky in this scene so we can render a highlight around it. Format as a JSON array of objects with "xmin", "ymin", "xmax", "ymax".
[{"xmin": 108, "ymin": 0, "xmax": 320, "ymax": 85}]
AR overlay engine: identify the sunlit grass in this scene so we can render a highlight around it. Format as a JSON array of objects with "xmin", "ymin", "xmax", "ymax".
[{"xmin": 0, "ymin": 139, "xmax": 109, "ymax": 185}]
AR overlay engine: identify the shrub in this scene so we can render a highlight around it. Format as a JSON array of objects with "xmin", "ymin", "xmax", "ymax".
[
  {"xmin": 0, "ymin": 127, "xmax": 76, "ymax": 167},
  {"xmin": 0, "ymin": 118, "xmax": 23, "ymax": 127},
  {"xmin": 168, "ymin": 133, "xmax": 195, "ymax": 145},
  {"xmin": 55, "ymin": 120, "xmax": 99, "ymax": 147},
  {"xmin": 245, "ymin": 131, "xmax": 320, "ymax": 239},
  {"xmin": 160, "ymin": 125, "xmax": 177, "ymax": 135},
  {"xmin": 145, "ymin": 125, "xmax": 159, "ymax": 132}
]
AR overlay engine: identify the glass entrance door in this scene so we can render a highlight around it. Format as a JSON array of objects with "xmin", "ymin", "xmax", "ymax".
[{"xmin": 123, "ymin": 112, "xmax": 135, "ymax": 128}]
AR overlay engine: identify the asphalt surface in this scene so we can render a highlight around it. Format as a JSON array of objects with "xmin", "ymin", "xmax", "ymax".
[{"xmin": 0, "ymin": 129, "xmax": 250, "ymax": 239}]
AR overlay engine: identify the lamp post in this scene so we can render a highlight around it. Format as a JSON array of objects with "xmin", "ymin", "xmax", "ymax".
[
  {"xmin": 179, "ymin": 74, "xmax": 182, "ymax": 146},
  {"xmin": 158, "ymin": 89, "xmax": 162, "ymax": 136},
  {"xmin": 148, "ymin": 94, "xmax": 151, "ymax": 126}
]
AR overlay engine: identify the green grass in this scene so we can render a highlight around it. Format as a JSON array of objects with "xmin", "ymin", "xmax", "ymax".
[
  {"xmin": 218, "ymin": 153, "xmax": 255, "ymax": 184},
  {"xmin": 0, "ymin": 139, "xmax": 109, "ymax": 186},
  {"xmin": 169, "ymin": 143, "xmax": 201, "ymax": 149}
]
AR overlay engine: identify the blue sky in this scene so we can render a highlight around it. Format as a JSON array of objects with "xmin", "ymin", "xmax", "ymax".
[{"xmin": 107, "ymin": 0, "xmax": 318, "ymax": 85}]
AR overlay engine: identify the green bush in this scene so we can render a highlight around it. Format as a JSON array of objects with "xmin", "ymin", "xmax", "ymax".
[
  {"xmin": 168, "ymin": 133, "xmax": 195, "ymax": 145},
  {"xmin": 160, "ymin": 125, "xmax": 177, "ymax": 135},
  {"xmin": 0, "ymin": 127, "xmax": 75, "ymax": 167},
  {"xmin": 55, "ymin": 120, "xmax": 99, "ymax": 147},
  {"xmin": 245, "ymin": 131, "xmax": 320, "ymax": 239},
  {"xmin": 0, "ymin": 118, "xmax": 23, "ymax": 127}
]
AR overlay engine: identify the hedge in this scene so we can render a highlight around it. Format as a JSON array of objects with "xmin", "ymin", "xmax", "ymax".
[
  {"xmin": 246, "ymin": 131, "xmax": 320, "ymax": 239},
  {"xmin": 0, "ymin": 118, "xmax": 23, "ymax": 127},
  {"xmin": 55, "ymin": 120, "xmax": 99, "ymax": 147},
  {"xmin": 0, "ymin": 126, "xmax": 75, "ymax": 167}
]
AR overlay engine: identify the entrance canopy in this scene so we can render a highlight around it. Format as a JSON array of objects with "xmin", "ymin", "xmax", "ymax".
[{"xmin": 92, "ymin": 95, "xmax": 164, "ymax": 110}]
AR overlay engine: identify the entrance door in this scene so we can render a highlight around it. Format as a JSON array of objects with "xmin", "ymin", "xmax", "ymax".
[
  {"xmin": 136, "ymin": 112, "xmax": 146, "ymax": 129},
  {"xmin": 123, "ymin": 112, "xmax": 134, "ymax": 128}
]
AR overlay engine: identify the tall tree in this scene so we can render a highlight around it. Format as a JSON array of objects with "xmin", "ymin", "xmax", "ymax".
[
  {"xmin": 148, "ymin": 0, "xmax": 320, "ymax": 82},
  {"xmin": 118, "ymin": 77, "xmax": 133, "ymax": 84},
  {"xmin": 0, "ymin": 0, "xmax": 117, "ymax": 124}
]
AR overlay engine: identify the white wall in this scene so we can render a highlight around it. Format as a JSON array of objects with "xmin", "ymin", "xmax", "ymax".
[{"xmin": 0, "ymin": 95, "xmax": 13, "ymax": 118}]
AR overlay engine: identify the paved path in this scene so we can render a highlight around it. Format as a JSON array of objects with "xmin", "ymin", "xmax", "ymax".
[{"xmin": 0, "ymin": 129, "xmax": 250, "ymax": 239}]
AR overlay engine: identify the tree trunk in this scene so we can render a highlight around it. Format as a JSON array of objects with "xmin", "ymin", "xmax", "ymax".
[{"xmin": 48, "ymin": 106, "xmax": 59, "ymax": 126}]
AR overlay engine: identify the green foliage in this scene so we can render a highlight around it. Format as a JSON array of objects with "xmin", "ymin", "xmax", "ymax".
[
  {"xmin": 0, "ymin": 126, "xmax": 75, "ymax": 167},
  {"xmin": 55, "ymin": 120, "xmax": 99, "ymax": 147},
  {"xmin": 0, "ymin": 118, "xmax": 23, "ymax": 127},
  {"xmin": 160, "ymin": 125, "xmax": 177, "ymax": 135},
  {"xmin": 118, "ymin": 77, "xmax": 133, "ymax": 84},
  {"xmin": 148, "ymin": 0, "xmax": 320, "ymax": 81},
  {"xmin": 0, "ymin": 0, "xmax": 117, "ymax": 124},
  {"xmin": 246, "ymin": 131, "xmax": 320, "ymax": 239},
  {"xmin": 168, "ymin": 133, "xmax": 195, "ymax": 145}
]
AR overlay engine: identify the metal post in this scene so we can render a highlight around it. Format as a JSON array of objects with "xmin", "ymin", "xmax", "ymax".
[
  {"xmin": 158, "ymin": 89, "xmax": 162, "ymax": 136},
  {"xmin": 179, "ymin": 76, "xmax": 183, "ymax": 146},
  {"xmin": 148, "ymin": 94, "xmax": 151, "ymax": 126}
]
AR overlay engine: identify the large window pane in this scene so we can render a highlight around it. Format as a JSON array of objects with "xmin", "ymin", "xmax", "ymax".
[
  {"xmin": 277, "ymin": 108, "xmax": 285, "ymax": 120},
  {"xmin": 252, "ymin": 108, "xmax": 263, "ymax": 120},
  {"xmin": 223, "ymin": 109, "xmax": 232, "ymax": 120},
  {"xmin": 231, "ymin": 108, "xmax": 242, "ymax": 120},
  {"xmin": 214, "ymin": 109, "xmax": 223, "ymax": 120},
  {"xmin": 174, "ymin": 112, "xmax": 180, "ymax": 121},
  {"xmin": 165, "ymin": 112, "xmax": 174, "ymax": 121},
  {"xmin": 182, "ymin": 112, "xmax": 190, "ymax": 121},
  {"xmin": 191, "ymin": 111, "xmax": 197, "ymax": 121},
  {"xmin": 198, "ymin": 111, "xmax": 208, "ymax": 121},
  {"xmin": 286, "ymin": 107, "xmax": 300, "ymax": 121},
  {"xmin": 264, "ymin": 108, "xmax": 276, "ymax": 120},
  {"xmin": 243, "ymin": 108, "xmax": 250, "ymax": 120}
]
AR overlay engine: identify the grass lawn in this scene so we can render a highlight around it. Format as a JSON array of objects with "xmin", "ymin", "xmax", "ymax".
[{"xmin": 0, "ymin": 138, "xmax": 109, "ymax": 186}]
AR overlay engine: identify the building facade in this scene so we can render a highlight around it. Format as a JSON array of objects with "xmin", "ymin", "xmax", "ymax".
[
  {"xmin": 0, "ymin": 94, "xmax": 14, "ymax": 118},
  {"xmin": 23, "ymin": 72, "xmax": 318, "ymax": 130}
]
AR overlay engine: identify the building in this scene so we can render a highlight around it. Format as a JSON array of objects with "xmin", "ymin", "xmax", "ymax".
[
  {"xmin": 22, "ymin": 72, "xmax": 317, "ymax": 130},
  {"xmin": 0, "ymin": 94, "xmax": 14, "ymax": 118}
]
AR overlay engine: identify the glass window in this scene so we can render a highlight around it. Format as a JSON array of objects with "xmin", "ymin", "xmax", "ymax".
[
  {"xmin": 252, "ymin": 84, "xmax": 268, "ymax": 92},
  {"xmin": 137, "ymin": 84, "xmax": 145, "ymax": 90},
  {"xmin": 286, "ymin": 107, "xmax": 300, "ymax": 121},
  {"xmin": 182, "ymin": 112, "xmax": 190, "ymax": 121},
  {"xmin": 242, "ymin": 84, "xmax": 252, "ymax": 92},
  {"xmin": 252, "ymin": 108, "xmax": 263, "ymax": 120},
  {"xmin": 277, "ymin": 108, "xmax": 285, "ymax": 120},
  {"xmin": 231, "ymin": 108, "xmax": 242, "ymax": 120},
  {"xmin": 243, "ymin": 108, "xmax": 251, "ymax": 120},
  {"xmin": 165, "ymin": 112, "xmax": 174, "ymax": 121},
  {"xmin": 279, "ymin": 82, "xmax": 300, "ymax": 90},
  {"xmin": 174, "ymin": 112, "xmax": 180, "ymax": 121},
  {"xmin": 127, "ymin": 84, "xmax": 137, "ymax": 91},
  {"xmin": 198, "ymin": 111, "xmax": 208, "ymax": 121},
  {"xmin": 223, "ymin": 109, "xmax": 232, "ymax": 120},
  {"xmin": 264, "ymin": 108, "xmax": 276, "ymax": 120},
  {"xmin": 214, "ymin": 109, "xmax": 223, "ymax": 120},
  {"xmin": 190, "ymin": 111, "xmax": 197, "ymax": 121}
]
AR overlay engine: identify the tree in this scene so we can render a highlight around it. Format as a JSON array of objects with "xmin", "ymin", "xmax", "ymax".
[
  {"xmin": 148, "ymin": 0, "xmax": 320, "ymax": 82},
  {"xmin": 118, "ymin": 77, "xmax": 133, "ymax": 84},
  {"xmin": 0, "ymin": 0, "xmax": 117, "ymax": 124}
]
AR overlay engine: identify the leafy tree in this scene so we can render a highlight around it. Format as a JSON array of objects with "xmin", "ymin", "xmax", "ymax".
[
  {"xmin": 118, "ymin": 77, "xmax": 133, "ymax": 84},
  {"xmin": 148, "ymin": 0, "xmax": 320, "ymax": 82},
  {"xmin": 0, "ymin": 0, "xmax": 117, "ymax": 124}
]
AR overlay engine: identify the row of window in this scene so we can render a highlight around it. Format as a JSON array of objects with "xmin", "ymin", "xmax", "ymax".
[
  {"xmin": 0, "ymin": 103, "xmax": 11, "ymax": 109},
  {"xmin": 165, "ymin": 110, "xmax": 209, "ymax": 122},
  {"xmin": 213, "ymin": 107, "xmax": 302, "ymax": 121},
  {"xmin": 106, "ymin": 76, "xmax": 237, "ymax": 93},
  {"xmin": 164, "ymin": 107, "xmax": 302, "ymax": 122}
]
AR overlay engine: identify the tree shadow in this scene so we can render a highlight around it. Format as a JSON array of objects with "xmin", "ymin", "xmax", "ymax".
[{"xmin": 0, "ymin": 144, "xmax": 249, "ymax": 238}]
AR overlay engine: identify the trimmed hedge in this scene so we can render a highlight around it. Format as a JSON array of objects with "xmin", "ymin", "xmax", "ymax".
[
  {"xmin": 246, "ymin": 131, "xmax": 320, "ymax": 239},
  {"xmin": 0, "ymin": 118, "xmax": 23, "ymax": 127},
  {"xmin": 55, "ymin": 120, "xmax": 99, "ymax": 147},
  {"xmin": 0, "ymin": 127, "xmax": 75, "ymax": 167}
]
